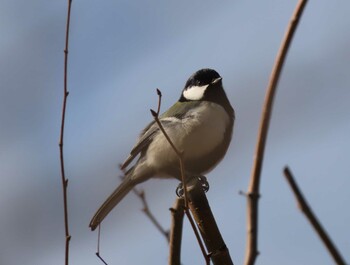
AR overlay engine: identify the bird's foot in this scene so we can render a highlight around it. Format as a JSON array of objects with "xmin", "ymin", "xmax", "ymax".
[
  {"xmin": 176, "ymin": 175, "xmax": 209, "ymax": 197},
  {"xmin": 198, "ymin": 175, "xmax": 210, "ymax": 193},
  {"xmin": 176, "ymin": 183, "xmax": 184, "ymax": 197}
]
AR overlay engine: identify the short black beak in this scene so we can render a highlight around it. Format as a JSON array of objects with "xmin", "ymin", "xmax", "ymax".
[{"xmin": 211, "ymin": 77, "xmax": 222, "ymax": 85}]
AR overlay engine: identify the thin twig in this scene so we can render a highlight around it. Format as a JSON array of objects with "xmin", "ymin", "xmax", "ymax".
[
  {"xmin": 96, "ymin": 253, "xmax": 109, "ymax": 265},
  {"xmin": 283, "ymin": 167, "xmax": 347, "ymax": 265},
  {"xmin": 95, "ymin": 225, "xmax": 109, "ymax": 265},
  {"xmin": 156, "ymin": 88, "xmax": 162, "ymax": 116},
  {"xmin": 132, "ymin": 188, "xmax": 170, "ymax": 241},
  {"xmin": 244, "ymin": 1, "xmax": 308, "ymax": 264},
  {"xmin": 115, "ymin": 171, "xmax": 170, "ymax": 242},
  {"xmin": 185, "ymin": 209, "xmax": 210, "ymax": 265},
  {"xmin": 97, "ymin": 224, "xmax": 101, "ymax": 254},
  {"xmin": 59, "ymin": 1, "xmax": 72, "ymax": 264},
  {"xmin": 169, "ymin": 198, "xmax": 185, "ymax": 265},
  {"xmin": 150, "ymin": 89, "xmax": 189, "ymax": 208},
  {"xmin": 150, "ymin": 89, "xmax": 209, "ymax": 264}
]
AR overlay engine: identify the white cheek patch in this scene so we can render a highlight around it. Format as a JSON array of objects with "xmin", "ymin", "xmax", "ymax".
[{"xmin": 183, "ymin": 85, "xmax": 209, "ymax": 100}]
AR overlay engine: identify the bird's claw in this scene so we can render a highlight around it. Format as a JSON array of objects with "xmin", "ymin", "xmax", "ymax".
[
  {"xmin": 175, "ymin": 175, "xmax": 209, "ymax": 197},
  {"xmin": 176, "ymin": 182, "xmax": 184, "ymax": 197},
  {"xmin": 198, "ymin": 175, "xmax": 209, "ymax": 193}
]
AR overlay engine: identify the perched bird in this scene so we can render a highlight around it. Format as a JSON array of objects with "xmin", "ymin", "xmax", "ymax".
[{"xmin": 89, "ymin": 68, "xmax": 234, "ymax": 231}]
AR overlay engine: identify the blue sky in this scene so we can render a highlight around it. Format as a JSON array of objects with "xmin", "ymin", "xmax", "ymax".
[{"xmin": 1, "ymin": 1, "xmax": 349, "ymax": 264}]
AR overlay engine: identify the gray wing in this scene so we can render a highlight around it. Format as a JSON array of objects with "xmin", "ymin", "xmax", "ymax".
[
  {"xmin": 120, "ymin": 101, "xmax": 201, "ymax": 170},
  {"xmin": 120, "ymin": 120, "xmax": 158, "ymax": 170},
  {"xmin": 120, "ymin": 118, "xmax": 177, "ymax": 170}
]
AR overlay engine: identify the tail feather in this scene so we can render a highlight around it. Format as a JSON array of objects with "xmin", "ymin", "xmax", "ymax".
[{"xmin": 89, "ymin": 175, "xmax": 135, "ymax": 231}]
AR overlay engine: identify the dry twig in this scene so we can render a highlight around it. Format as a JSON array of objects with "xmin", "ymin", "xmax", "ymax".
[
  {"xmin": 118, "ymin": 164, "xmax": 170, "ymax": 241},
  {"xmin": 150, "ymin": 89, "xmax": 209, "ymax": 264},
  {"xmin": 151, "ymin": 89, "xmax": 233, "ymax": 265},
  {"xmin": 59, "ymin": 1, "xmax": 73, "ymax": 264},
  {"xmin": 283, "ymin": 167, "xmax": 347, "ymax": 265},
  {"xmin": 150, "ymin": 89, "xmax": 189, "ymax": 208},
  {"xmin": 244, "ymin": 1, "xmax": 308, "ymax": 264},
  {"xmin": 94, "ymin": 175, "xmax": 169, "ymax": 264},
  {"xmin": 96, "ymin": 225, "xmax": 109, "ymax": 265},
  {"xmin": 184, "ymin": 208, "xmax": 210, "ymax": 265},
  {"xmin": 187, "ymin": 178, "xmax": 234, "ymax": 265},
  {"xmin": 169, "ymin": 198, "xmax": 185, "ymax": 265},
  {"xmin": 132, "ymin": 188, "xmax": 170, "ymax": 241},
  {"xmin": 96, "ymin": 253, "xmax": 108, "ymax": 265}
]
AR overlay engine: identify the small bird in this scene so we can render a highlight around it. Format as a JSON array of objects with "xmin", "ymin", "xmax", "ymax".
[{"xmin": 89, "ymin": 68, "xmax": 234, "ymax": 231}]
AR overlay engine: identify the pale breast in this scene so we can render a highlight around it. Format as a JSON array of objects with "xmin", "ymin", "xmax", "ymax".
[
  {"xmin": 181, "ymin": 102, "xmax": 229, "ymax": 159},
  {"xmin": 146, "ymin": 102, "xmax": 230, "ymax": 173}
]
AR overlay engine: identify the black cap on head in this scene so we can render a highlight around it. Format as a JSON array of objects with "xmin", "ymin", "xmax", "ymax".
[
  {"xmin": 184, "ymin": 68, "xmax": 221, "ymax": 89},
  {"xmin": 179, "ymin": 68, "xmax": 233, "ymax": 118}
]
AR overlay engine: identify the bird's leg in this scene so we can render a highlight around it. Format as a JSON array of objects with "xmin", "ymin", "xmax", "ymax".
[
  {"xmin": 176, "ymin": 175, "xmax": 209, "ymax": 197},
  {"xmin": 197, "ymin": 175, "xmax": 209, "ymax": 193},
  {"xmin": 175, "ymin": 182, "xmax": 184, "ymax": 197}
]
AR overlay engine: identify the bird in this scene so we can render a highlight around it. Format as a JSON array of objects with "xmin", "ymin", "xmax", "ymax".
[{"xmin": 89, "ymin": 68, "xmax": 235, "ymax": 231}]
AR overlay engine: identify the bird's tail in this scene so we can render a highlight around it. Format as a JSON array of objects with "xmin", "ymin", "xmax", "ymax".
[{"xmin": 89, "ymin": 172, "xmax": 136, "ymax": 231}]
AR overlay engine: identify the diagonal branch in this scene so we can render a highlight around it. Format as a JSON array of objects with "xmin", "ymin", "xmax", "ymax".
[
  {"xmin": 119, "ymin": 164, "xmax": 170, "ymax": 242},
  {"xmin": 184, "ymin": 207, "xmax": 210, "ymax": 265},
  {"xmin": 94, "ymin": 183, "xmax": 169, "ymax": 265},
  {"xmin": 150, "ymin": 89, "xmax": 189, "ymax": 208},
  {"xmin": 150, "ymin": 89, "xmax": 209, "ymax": 264},
  {"xmin": 132, "ymin": 188, "xmax": 170, "ymax": 241},
  {"xmin": 59, "ymin": 1, "xmax": 73, "ymax": 265},
  {"xmin": 283, "ymin": 167, "xmax": 347, "ymax": 265},
  {"xmin": 151, "ymin": 89, "xmax": 234, "ymax": 265},
  {"xmin": 244, "ymin": 1, "xmax": 308, "ymax": 264},
  {"xmin": 187, "ymin": 178, "xmax": 233, "ymax": 265}
]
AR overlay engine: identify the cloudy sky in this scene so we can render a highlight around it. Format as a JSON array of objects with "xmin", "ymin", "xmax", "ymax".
[{"xmin": 1, "ymin": 1, "xmax": 349, "ymax": 264}]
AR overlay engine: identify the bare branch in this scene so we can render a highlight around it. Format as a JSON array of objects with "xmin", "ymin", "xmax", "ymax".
[
  {"xmin": 132, "ymin": 188, "xmax": 170, "ymax": 241},
  {"xmin": 185, "ymin": 207, "xmax": 210, "ymax": 265},
  {"xmin": 150, "ymin": 89, "xmax": 209, "ymax": 264},
  {"xmin": 95, "ymin": 225, "xmax": 109, "ymax": 265},
  {"xmin": 96, "ymin": 253, "xmax": 109, "ymax": 265},
  {"xmin": 156, "ymin": 88, "xmax": 162, "ymax": 115},
  {"xmin": 59, "ymin": 1, "xmax": 73, "ymax": 264},
  {"xmin": 187, "ymin": 178, "xmax": 233, "ymax": 265},
  {"xmin": 150, "ymin": 90, "xmax": 189, "ymax": 208},
  {"xmin": 244, "ymin": 1, "xmax": 308, "ymax": 264},
  {"xmin": 283, "ymin": 167, "xmax": 347, "ymax": 265},
  {"xmin": 116, "ymin": 169, "xmax": 170, "ymax": 242},
  {"xmin": 151, "ymin": 89, "xmax": 234, "ymax": 264},
  {"xmin": 169, "ymin": 198, "xmax": 185, "ymax": 265}
]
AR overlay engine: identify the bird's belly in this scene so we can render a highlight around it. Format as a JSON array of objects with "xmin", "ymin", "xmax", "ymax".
[{"xmin": 146, "ymin": 103, "xmax": 230, "ymax": 175}]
